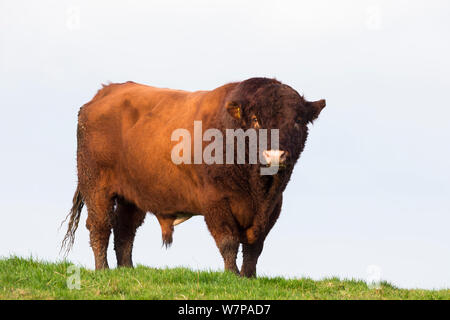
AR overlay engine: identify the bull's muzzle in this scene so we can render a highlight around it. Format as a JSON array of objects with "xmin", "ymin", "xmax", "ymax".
[{"xmin": 262, "ymin": 149, "xmax": 288, "ymax": 167}]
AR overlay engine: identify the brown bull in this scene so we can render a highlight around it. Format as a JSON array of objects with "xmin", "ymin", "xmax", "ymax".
[{"xmin": 62, "ymin": 77, "xmax": 325, "ymax": 277}]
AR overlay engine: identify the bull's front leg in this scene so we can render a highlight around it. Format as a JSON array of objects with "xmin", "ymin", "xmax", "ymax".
[
  {"xmin": 241, "ymin": 197, "xmax": 282, "ymax": 277},
  {"xmin": 240, "ymin": 240, "xmax": 264, "ymax": 277},
  {"xmin": 204, "ymin": 200, "xmax": 240, "ymax": 274}
]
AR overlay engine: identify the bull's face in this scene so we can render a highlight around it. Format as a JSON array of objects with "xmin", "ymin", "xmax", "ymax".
[{"xmin": 225, "ymin": 78, "xmax": 325, "ymax": 171}]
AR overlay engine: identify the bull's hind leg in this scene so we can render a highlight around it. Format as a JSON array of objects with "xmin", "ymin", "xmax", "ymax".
[
  {"xmin": 240, "ymin": 198, "xmax": 282, "ymax": 277},
  {"xmin": 204, "ymin": 201, "xmax": 240, "ymax": 274},
  {"xmin": 113, "ymin": 199, "xmax": 146, "ymax": 267},
  {"xmin": 84, "ymin": 190, "xmax": 115, "ymax": 270}
]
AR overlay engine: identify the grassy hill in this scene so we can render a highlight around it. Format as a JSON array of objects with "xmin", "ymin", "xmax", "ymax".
[{"xmin": 0, "ymin": 257, "xmax": 448, "ymax": 300}]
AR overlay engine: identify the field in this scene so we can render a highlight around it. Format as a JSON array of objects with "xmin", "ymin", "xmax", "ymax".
[{"xmin": 0, "ymin": 257, "xmax": 449, "ymax": 300}]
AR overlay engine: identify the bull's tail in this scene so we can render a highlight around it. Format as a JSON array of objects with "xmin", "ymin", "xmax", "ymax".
[{"xmin": 60, "ymin": 185, "xmax": 84, "ymax": 256}]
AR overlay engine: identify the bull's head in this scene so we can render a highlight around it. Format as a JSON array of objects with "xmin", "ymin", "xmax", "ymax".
[{"xmin": 225, "ymin": 78, "xmax": 325, "ymax": 172}]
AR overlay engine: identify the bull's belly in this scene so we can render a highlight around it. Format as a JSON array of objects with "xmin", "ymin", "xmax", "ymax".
[
  {"xmin": 134, "ymin": 185, "xmax": 203, "ymax": 214},
  {"xmin": 117, "ymin": 166, "xmax": 204, "ymax": 216}
]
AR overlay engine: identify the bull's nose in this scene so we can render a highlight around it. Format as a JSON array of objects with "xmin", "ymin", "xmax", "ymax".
[{"xmin": 262, "ymin": 149, "xmax": 287, "ymax": 165}]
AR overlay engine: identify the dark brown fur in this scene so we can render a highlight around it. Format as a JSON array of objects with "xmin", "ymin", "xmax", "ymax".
[{"xmin": 62, "ymin": 77, "xmax": 325, "ymax": 277}]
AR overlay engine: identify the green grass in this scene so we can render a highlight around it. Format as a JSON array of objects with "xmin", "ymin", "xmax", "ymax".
[{"xmin": 0, "ymin": 256, "xmax": 449, "ymax": 300}]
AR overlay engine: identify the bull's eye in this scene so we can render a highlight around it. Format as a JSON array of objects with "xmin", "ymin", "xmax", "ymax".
[
  {"xmin": 251, "ymin": 115, "xmax": 260, "ymax": 128},
  {"xmin": 295, "ymin": 118, "xmax": 302, "ymax": 124}
]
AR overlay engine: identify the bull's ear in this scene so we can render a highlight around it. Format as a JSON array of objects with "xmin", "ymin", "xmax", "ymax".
[
  {"xmin": 225, "ymin": 101, "xmax": 242, "ymax": 120},
  {"xmin": 307, "ymin": 99, "xmax": 326, "ymax": 122}
]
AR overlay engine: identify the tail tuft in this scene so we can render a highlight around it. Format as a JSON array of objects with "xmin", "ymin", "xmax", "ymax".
[{"xmin": 60, "ymin": 186, "xmax": 84, "ymax": 256}]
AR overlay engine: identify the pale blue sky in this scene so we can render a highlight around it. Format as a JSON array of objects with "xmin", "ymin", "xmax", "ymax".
[{"xmin": 1, "ymin": 0, "xmax": 449, "ymax": 289}]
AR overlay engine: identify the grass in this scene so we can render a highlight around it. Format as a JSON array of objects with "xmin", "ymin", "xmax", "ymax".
[{"xmin": 0, "ymin": 256, "xmax": 449, "ymax": 300}]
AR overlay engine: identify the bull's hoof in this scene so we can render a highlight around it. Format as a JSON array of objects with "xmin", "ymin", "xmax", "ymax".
[{"xmin": 240, "ymin": 268, "xmax": 257, "ymax": 278}]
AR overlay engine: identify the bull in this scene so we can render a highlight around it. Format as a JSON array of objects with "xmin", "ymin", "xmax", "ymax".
[{"xmin": 62, "ymin": 77, "xmax": 325, "ymax": 277}]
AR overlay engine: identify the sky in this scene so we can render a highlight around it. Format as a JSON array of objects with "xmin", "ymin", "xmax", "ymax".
[{"xmin": 0, "ymin": 0, "xmax": 449, "ymax": 289}]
